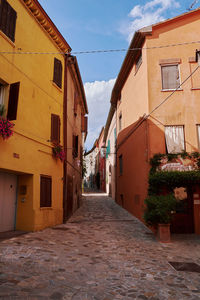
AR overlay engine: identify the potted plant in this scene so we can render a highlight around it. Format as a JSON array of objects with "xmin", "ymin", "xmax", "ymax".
[
  {"xmin": 143, "ymin": 194, "xmax": 177, "ymax": 242},
  {"xmin": 0, "ymin": 116, "xmax": 14, "ymax": 140},
  {"xmin": 52, "ymin": 144, "xmax": 65, "ymax": 162}
]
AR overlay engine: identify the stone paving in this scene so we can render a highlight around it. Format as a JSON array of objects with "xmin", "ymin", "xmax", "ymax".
[{"xmin": 1, "ymin": 194, "xmax": 200, "ymax": 299}]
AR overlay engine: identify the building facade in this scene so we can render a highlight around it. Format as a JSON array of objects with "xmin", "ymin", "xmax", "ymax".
[
  {"xmin": 110, "ymin": 8, "xmax": 200, "ymax": 234},
  {"xmin": 0, "ymin": 0, "xmax": 87, "ymax": 232},
  {"xmin": 104, "ymin": 106, "xmax": 116, "ymax": 199}
]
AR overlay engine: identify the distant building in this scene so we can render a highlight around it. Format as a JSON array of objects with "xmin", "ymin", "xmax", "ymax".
[{"xmin": 104, "ymin": 106, "xmax": 116, "ymax": 199}]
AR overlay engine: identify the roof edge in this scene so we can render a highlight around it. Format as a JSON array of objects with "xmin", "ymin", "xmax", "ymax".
[{"xmin": 21, "ymin": 0, "xmax": 71, "ymax": 53}]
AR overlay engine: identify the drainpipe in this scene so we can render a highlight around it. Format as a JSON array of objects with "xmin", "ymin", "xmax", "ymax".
[{"xmin": 63, "ymin": 54, "xmax": 69, "ymax": 222}]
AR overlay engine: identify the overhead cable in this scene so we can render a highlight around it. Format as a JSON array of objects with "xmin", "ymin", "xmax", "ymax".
[{"xmin": 0, "ymin": 40, "xmax": 200, "ymax": 55}]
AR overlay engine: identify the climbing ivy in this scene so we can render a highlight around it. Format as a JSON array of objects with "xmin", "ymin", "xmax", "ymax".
[{"xmin": 148, "ymin": 151, "xmax": 200, "ymax": 195}]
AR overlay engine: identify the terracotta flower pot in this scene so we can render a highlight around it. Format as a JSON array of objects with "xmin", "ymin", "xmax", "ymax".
[{"xmin": 157, "ymin": 223, "xmax": 171, "ymax": 243}]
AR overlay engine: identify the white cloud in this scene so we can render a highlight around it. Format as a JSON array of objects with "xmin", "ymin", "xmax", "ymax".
[
  {"xmin": 120, "ymin": 0, "xmax": 180, "ymax": 42},
  {"xmin": 84, "ymin": 79, "xmax": 116, "ymax": 150}
]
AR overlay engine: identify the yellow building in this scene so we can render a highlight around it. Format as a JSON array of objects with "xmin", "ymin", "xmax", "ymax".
[{"xmin": 0, "ymin": 0, "xmax": 88, "ymax": 232}]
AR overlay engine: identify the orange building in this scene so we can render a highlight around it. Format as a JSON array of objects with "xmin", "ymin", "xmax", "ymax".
[{"xmin": 108, "ymin": 8, "xmax": 200, "ymax": 234}]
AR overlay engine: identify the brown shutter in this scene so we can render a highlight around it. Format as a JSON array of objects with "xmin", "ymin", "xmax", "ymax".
[
  {"xmin": 7, "ymin": 82, "xmax": 20, "ymax": 120},
  {"xmin": 75, "ymin": 135, "xmax": 78, "ymax": 156},
  {"xmin": 74, "ymin": 91, "xmax": 78, "ymax": 116},
  {"xmin": 8, "ymin": 4, "xmax": 17, "ymax": 42},
  {"xmin": 0, "ymin": 0, "xmax": 8, "ymax": 34},
  {"xmin": 84, "ymin": 116, "xmax": 88, "ymax": 133},
  {"xmin": 40, "ymin": 176, "xmax": 52, "ymax": 207},
  {"xmin": 51, "ymin": 114, "xmax": 60, "ymax": 143},
  {"xmin": 72, "ymin": 135, "xmax": 78, "ymax": 158},
  {"xmin": 72, "ymin": 134, "xmax": 76, "ymax": 157},
  {"xmin": 0, "ymin": 0, "xmax": 17, "ymax": 42},
  {"xmin": 81, "ymin": 115, "xmax": 84, "ymax": 132},
  {"xmin": 0, "ymin": 0, "xmax": 5, "ymax": 27},
  {"xmin": 53, "ymin": 58, "xmax": 62, "ymax": 88}
]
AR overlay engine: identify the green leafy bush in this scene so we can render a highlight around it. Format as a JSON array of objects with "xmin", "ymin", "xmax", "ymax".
[{"xmin": 143, "ymin": 194, "xmax": 177, "ymax": 226}]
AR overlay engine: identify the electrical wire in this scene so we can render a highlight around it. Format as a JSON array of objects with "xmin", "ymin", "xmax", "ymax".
[
  {"xmin": 117, "ymin": 64, "xmax": 200, "ymax": 150},
  {"xmin": 147, "ymin": 64, "xmax": 200, "ymax": 118},
  {"xmin": 1, "ymin": 40, "xmax": 200, "ymax": 55}
]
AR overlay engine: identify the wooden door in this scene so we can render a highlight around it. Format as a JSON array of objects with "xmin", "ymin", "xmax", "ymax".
[
  {"xmin": 171, "ymin": 186, "xmax": 194, "ymax": 234},
  {"xmin": 0, "ymin": 172, "xmax": 17, "ymax": 232}
]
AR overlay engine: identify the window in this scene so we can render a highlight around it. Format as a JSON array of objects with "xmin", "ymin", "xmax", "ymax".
[
  {"xmin": 135, "ymin": 52, "xmax": 142, "ymax": 73},
  {"xmin": 51, "ymin": 114, "xmax": 60, "ymax": 143},
  {"xmin": 7, "ymin": 82, "xmax": 20, "ymax": 120},
  {"xmin": 74, "ymin": 91, "xmax": 78, "ymax": 116},
  {"xmin": 40, "ymin": 175, "xmax": 52, "ymax": 207},
  {"xmin": 0, "ymin": 0, "xmax": 17, "ymax": 42},
  {"xmin": 53, "ymin": 58, "xmax": 62, "ymax": 88},
  {"xmin": 161, "ymin": 65, "xmax": 180, "ymax": 90},
  {"xmin": 106, "ymin": 140, "xmax": 110, "ymax": 158},
  {"xmin": 73, "ymin": 135, "xmax": 78, "ymax": 158},
  {"xmin": 114, "ymin": 127, "xmax": 117, "ymax": 143},
  {"xmin": 197, "ymin": 125, "xmax": 200, "ymax": 149},
  {"xmin": 165, "ymin": 125, "xmax": 185, "ymax": 153},
  {"xmin": 0, "ymin": 83, "xmax": 6, "ymax": 106},
  {"xmin": 119, "ymin": 113, "xmax": 122, "ymax": 131},
  {"xmin": 119, "ymin": 155, "xmax": 123, "ymax": 175}
]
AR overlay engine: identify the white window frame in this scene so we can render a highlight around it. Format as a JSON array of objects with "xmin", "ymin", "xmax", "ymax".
[
  {"xmin": 165, "ymin": 125, "xmax": 185, "ymax": 153},
  {"xmin": 161, "ymin": 64, "xmax": 181, "ymax": 91},
  {"xmin": 196, "ymin": 125, "xmax": 200, "ymax": 150}
]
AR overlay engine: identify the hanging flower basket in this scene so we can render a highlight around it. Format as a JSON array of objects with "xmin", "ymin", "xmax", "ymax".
[
  {"xmin": 52, "ymin": 144, "xmax": 65, "ymax": 162},
  {"xmin": 0, "ymin": 117, "xmax": 14, "ymax": 140}
]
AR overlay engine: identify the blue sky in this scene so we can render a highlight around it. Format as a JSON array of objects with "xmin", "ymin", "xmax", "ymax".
[{"xmin": 38, "ymin": 0, "xmax": 198, "ymax": 149}]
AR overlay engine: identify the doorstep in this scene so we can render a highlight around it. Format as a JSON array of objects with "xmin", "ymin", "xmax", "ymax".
[{"xmin": 0, "ymin": 230, "xmax": 28, "ymax": 241}]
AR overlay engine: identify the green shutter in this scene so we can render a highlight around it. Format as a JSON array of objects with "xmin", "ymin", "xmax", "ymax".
[{"xmin": 106, "ymin": 140, "xmax": 110, "ymax": 158}]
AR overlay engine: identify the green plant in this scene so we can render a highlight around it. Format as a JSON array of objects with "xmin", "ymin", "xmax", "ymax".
[
  {"xmin": 0, "ymin": 117, "xmax": 14, "ymax": 140},
  {"xmin": 143, "ymin": 194, "xmax": 177, "ymax": 226},
  {"xmin": 0, "ymin": 104, "xmax": 6, "ymax": 117},
  {"xmin": 52, "ymin": 144, "xmax": 65, "ymax": 161}
]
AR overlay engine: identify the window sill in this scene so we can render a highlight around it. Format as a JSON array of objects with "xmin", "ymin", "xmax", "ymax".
[
  {"xmin": 0, "ymin": 30, "xmax": 15, "ymax": 48},
  {"xmin": 161, "ymin": 89, "xmax": 183, "ymax": 92},
  {"xmin": 52, "ymin": 81, "xmax": 63, "ymax": 92},
  {"xmin": 40, "ymin": 207, "xmax": 53, "ymax": 210}
]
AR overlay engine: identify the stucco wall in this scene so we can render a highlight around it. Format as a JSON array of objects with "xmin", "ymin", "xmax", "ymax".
[{"xmin": 0, "ymin": 0, "xmax": 66, "ymax": 231}]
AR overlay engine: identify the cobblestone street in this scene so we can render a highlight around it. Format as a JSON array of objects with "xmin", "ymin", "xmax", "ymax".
[{"xmin": 1, "ymin": 194, "xmax": 200, "ymax": 299}]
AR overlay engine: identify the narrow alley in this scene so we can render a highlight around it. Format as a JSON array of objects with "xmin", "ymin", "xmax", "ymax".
[{"xmin": 1, "ymin": 194, "xmax": 200, "ymax": 300}]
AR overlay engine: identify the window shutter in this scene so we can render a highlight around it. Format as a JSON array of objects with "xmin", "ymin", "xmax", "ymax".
[
  {"xmin": 40, "ymin": 176, "xmax": 52, "ymax": 207},
  {"xmin": 8, "ymin": 4, "xmax": 17, "ymax": 42},
  {"xmin": 0, "ymin": 0, "xmax": 17, "ymax": 42},
  {"xmin": 53, "ymin": 58, "xmax": 62, "ymax": 88},
  {"xmin": 7, "ymin": 82, "xmax": 20, "ymax": 120},
  {"xmin": 162, "ymin": 65, "xmax": 180, "ymax": 90},
  {"xmin": 81, "ymin": 115, "xmax": 84, "ymax": 132},
  {"xmin": 84, "ymin": 116, "xmax": 88, "ymax": 133},
  {"xmin": 75, "ymin": 135, "xmax": 78, "ymax": 157},
  {"xmin": 51, "ymin": 114, "xmax": 60, "ymax": 143},
  {"xmin": 72, "ymin": 135, "xmax": 78, "ymax": 158},
  {"xmin": 74, "ymin": 91, "xmax": 78, "ymax": 116},
  {"xmin": 0, "ymin": 0, "xmax": 4, "ymax": 28},
  {"xmin": 0, "ymin": 0, "xmax": 8, "ymax": 34},
  {"xmin": 72, "ymin": 135, "xmax": 76, "ymax": 157}
]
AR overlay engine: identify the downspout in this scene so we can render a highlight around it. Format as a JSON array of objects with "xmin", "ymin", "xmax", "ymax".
[{"xmin": 63, "ymin": 53, "xmax": 69, "ymax": 222}]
